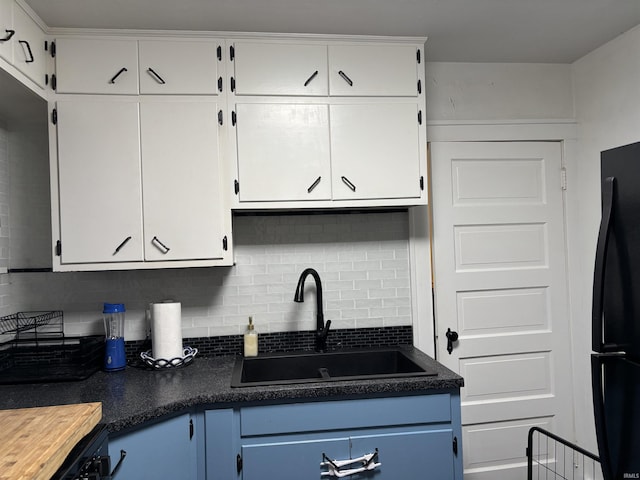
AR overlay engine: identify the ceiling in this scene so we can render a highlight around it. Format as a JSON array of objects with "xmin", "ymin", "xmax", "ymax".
[{"xmin": 23, "ymin": 0, "xmax": 640, "ymax": 63}]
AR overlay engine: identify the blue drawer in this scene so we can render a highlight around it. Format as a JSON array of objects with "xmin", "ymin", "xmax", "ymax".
[{"xmin": 240, "ymin": 394, "xmax": 451, "ymax": 436}]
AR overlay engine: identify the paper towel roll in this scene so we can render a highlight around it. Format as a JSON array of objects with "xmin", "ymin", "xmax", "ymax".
[{"xmin": 151, "ymin": 301, "xmax": 183, "ymax": 360}]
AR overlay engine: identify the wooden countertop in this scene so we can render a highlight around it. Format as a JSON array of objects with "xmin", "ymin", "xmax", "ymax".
[{"xmin": 0, "ymin": 402, "xmax": 102, "ymax": 480}]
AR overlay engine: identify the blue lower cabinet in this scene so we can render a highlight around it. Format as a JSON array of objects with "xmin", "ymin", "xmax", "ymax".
[
  {"xmin": 109, "ymin": 413, "xmax": 200, "ymax": 480},
  {"xmin": 214, "ymin": 393, "xmax": 463, "ymax": 479}
]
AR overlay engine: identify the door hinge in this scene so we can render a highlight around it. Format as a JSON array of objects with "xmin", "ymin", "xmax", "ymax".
[
  {"xmin": 218, "ymin": 76, "xmax": 223, "ymax": 93},
  {"xmin": 417, "ymin": 49, "xmax": 421, "ymax": 64},
  {"xmin": 230, "ymin": 45, "xmax": 235, "ymax": 61},
  {"xmin": 50, "ymin": 41, "xmax": 56, "ymax": 58},
  {"xmin": 230, "ymin": 77, "xmax": 236, "ymax": 93},
  {"xmin": 561, "ymin": 167, "xmax": 567, "ymax": 191},
  {"xmin": 51, "ymin": 74, "xmax": 57, "ymax": 91},
  {"xmin": 51, "ymin": 108, "xmax": 57, "ymax": 125},
  {"xmin": 217, "ymin": 45, "xmax": 222, "ymax": 61},
  {"xmin": 189, "ymin": 418, "xmax": 194, "ymax": 440},
  {"xmin": 420, "ymin": 175, "xmax": 424, "ymax": 191},
  {"xmin": 231, "ymin": 110, "xmax": 237, "ymax": 126},
  {"xmin": 222, "ymin": 236, "xmax": 228, "ymax": 251},
  {"xmin": 453, "ymin": 436, "xmax": 458, "ymax": 456},
  {"xmin": 417, "ymin": 79, "xmax": 422, "ymax": 94},
  {"xmin": 234, "ymin": 180, "xmax": 240, "ymax": 195},
  {"xmin": 418, "ymin": 110, "xmax": 422, "ymax": 125},
  {"xmin": 236, "ymin": 453, "xmax": 242, "ymax": 473},
  {"xmin": 55, "ymin": 240, "xmax": 61, "ymax": 256},
  {"xmin": 218, "ymin": 110, "xmax": 223, "ymax": 126}
]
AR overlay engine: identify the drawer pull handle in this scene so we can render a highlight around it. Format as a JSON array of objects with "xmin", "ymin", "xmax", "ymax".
[
  {"xmin": 341, "ymin": 176, "xmax": 356, "ymax": 192},
  {"xmin": 113, "ymin": 236, "xmax": 132, "ymax": 255},
  {"xmin": 109, "ymin": 67, "xmax": 128, "ymax": 84},
  {"xmin": 152, "ymin": 236, "xmax": 171, "ymax": 254},
  {"xmin": 147, "ymin": 67, "xmax": 166, "ymax": 84},
  {"xmin": 321, "ymin": 449, "xmax": 380, "ymax": 477},
  {"xmin": 338, "ymin": 70, "xmax": 353, "ymax": 87},
  {"xmin": 304, "ymin": 70, "xmax": 319, "ymax": 87},
  {"xmin": 307, "ymin": 176, "xmax": 321, "ymax": 193},
  {"xmin": 0, "ymin": 29, "xmax": 15, "ymax": 42},
  {"xmin": 18, "ymin": 40, "xmax": 34, "ymax": 63}
]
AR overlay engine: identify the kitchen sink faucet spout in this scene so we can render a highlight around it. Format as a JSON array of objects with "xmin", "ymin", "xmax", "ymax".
[{"xmin": 294, "ymin": 268, "xmax": 331, "ymax": 352}]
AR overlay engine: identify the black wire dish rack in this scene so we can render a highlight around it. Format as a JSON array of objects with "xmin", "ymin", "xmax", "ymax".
[
  {"xmin": 0, "ymin": 311, "xmax": 104, "ymax": 384},
  {"xmin": 527, "ymin": 427, "xmax": 603, "ymax": 480}
]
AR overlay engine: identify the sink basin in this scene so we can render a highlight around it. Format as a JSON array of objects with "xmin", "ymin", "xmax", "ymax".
[{"xmin": 231, "ymin": 348, "xmax": 438, "ymax": 387}]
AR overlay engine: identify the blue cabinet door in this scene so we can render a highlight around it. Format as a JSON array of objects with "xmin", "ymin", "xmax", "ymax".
[
  {"xmin": 242, "ymin": 437, "xmax": 349, "ymax": 479},
  {"xmin": 350, "ymin": 429, "xmax": 455, "ymax": 479},
  {"xmin": 109, "ymin": 413, "xmax": 197, "ymax": 480}
]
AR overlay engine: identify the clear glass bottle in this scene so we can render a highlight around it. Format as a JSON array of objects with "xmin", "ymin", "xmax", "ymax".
[{"xmin": 244, "ymin": 316, "xmax": 258, "ymax": 357}]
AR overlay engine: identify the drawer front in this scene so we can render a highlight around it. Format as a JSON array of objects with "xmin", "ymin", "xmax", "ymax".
[{"xmin": 240, "ymin": 394, "xmax": 451, "ymax": 436}]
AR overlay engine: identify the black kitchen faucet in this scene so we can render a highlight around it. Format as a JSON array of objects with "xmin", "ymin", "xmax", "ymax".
[{"xmin": 294, "ymin": 268, "xmax": 332, "ymax": 352}]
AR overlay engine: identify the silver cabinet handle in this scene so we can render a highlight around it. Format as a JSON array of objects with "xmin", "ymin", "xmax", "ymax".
[
  {"xmin": 341, "ymin": 176, "xmax": 356, "ymax": 192},
  {"xmin": 151, "ymin": 236, "xmax": 170, "ymax": 254},
  {"xmin": 307, "ymin": 176, "xmax": 322, "ymax": 193}
]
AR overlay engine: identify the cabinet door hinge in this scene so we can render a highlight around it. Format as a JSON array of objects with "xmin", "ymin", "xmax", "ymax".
[
  {"xmin": 230, "ymin": 45, "xmax": 235, "ymax": 61},
  {"xmin": 417, "ymin": 49, "xmax": 421, "ymax": 64},
  {"xmin": 417, "ymin": 79, "xmax": 422, "ymax": 94},
  {"xmin": 218, "ymin": 76, "xmax": 223, "ymax": 93},
  {"xmin": 51, "ymin": 74, "xmax": 57, "ymax": 91},
  {"xmin": 189, "ymin": 418, "xmax": 194, "ymax": 440},
  {"xmin": 55, "ymin": 240, "xmax": 62, "ymax": 256},
  {"xmin": 222, "ymin": 236, "xmax": 228, "ymax": 251},
  {"xmin": 453, "ymin": 436, "xmax": 458, "ymax": 456},
  {"xmin": 218, "ymin": 110, "xmax": 223, "ymax": 126},
  {"xmin": 420, "ymin": 175, "xmax": 424, "ymax": 191},
  {"xmin": 231, "ymin": 110, "xmax": 237, "ymax": 126},
  {"xmin": 230, "ymin": 77, "xmax": 236, "ymax": 93},
  {"xmin": 418, "ymin": 110, "xmax": 422, "ymax": 125},
  {"xmin": 236, "ymin": 453, "xmax": 242, "ymax": 473},
  {"xmin": 217, "ymin": 45, "xmax": 222, "ymax": 61},
  {"xmin": 234, "ymin": 180, "xmax": 240, "ymax": 195},
  {"xmin": 561, "ymin": 167, "xmax": 567, "ymax": 191},
  {"xmin": 50, "ymin": 41, "xmax": 56, "ymax": 58},
  {"xmin": 51, "ymin": 108, "xmax": 57, "ymax": 125}
]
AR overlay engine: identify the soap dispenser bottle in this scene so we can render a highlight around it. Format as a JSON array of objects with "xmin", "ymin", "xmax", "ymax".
[{"xmin": 244, "ymin": 316, "xmax": 258, "ymax": 357}]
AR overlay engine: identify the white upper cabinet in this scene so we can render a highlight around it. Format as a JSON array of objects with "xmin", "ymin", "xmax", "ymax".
[
  {"xmin": 56, "ymin": 100, "xmax": 144, "ymax": 264},
  {"xmin": 0, "ymin": 0, "xmax": 14, "ymax": 63},
  {"xmin": 140, "ymin": 101, "xmax": 226, "ymax": 261},
  {"xmin": 55, "ymin": 38, "xmax": 139, "ymax": 94},
  {"xmin": 233, "ymin": 42, "xmax": 328, "ymax": 96},
  {"xmin": 138, "ymin": 39, "xmax": 222, "ymax": 95},
  {"xmin": 0, "ymin": 0, "xmax": 48, "ymax": 88},
  {"xmin": 330, "ymin": 103, "xmax": 421, "ymax": 200},
  {"xmin": 328, "ymin": 44, "xmax": 418, "ymax": 96},
  {"xmin": 235, "ymin": 103, "xmax": 332, "ymax": 202}
]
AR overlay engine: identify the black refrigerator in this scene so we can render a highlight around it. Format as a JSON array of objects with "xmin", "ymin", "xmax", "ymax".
[{"xmin": 592, "ymin": 141, "xmax": 640, "ymax": 480}]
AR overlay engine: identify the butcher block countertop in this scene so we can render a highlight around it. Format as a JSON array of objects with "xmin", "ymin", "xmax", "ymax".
[{"xmin": 0, "ymin": 402, "xmax": 101, "ymax": 480}]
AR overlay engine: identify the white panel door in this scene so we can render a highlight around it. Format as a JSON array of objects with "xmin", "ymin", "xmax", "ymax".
[
  {"xmin": 430, "ymin": 141, "xmax": 573, "ymax": 480},
  {"xmin": 56, "ymin": 100, "xmax": 143, "ymax": 264},
  {"xmin": 138, "ymin": 40, "xmax": 221, "ymax": 95},
  {"xmin": 140, "ymin": 101, "xmax": 224, "ymax": 261},
  {"xmin": 330, "ymin": 103, "xmax": 421, "ymax": 200},
  {"xmin": 0, "ymin": 0, "xmax": 14, "ymax": 63},
  {"xmin": 233, "ymin": 42, "xmax": 328, "ymax": 96},
  {"xmin": 328, "ymin": 45, "xmax": 418, "ymax": 96},
  {"xmin": 235, "ymin": 103, "xmax": 331, "ymax": 202},
  {"xmin": 55, "ymin": 38, "xmax": 139, "ymax": 94}
]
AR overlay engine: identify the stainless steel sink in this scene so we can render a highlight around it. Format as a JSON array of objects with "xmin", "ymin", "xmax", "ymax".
[{"xmin": 231, "ymin": 348, "xmax": 438, "ymax": 387}]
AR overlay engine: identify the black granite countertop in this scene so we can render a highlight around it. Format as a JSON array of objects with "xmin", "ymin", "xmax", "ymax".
[{"xmin": 0, "ymin": 347, "xmax": 463, "ymax": 434}]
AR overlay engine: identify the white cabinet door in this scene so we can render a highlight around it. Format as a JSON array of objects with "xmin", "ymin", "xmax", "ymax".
[
  {"xmin": 235, "ymin": 103, "xmax": 331, "ymax": 202},
  {"xmin": 140, "ymin": 101, "xmax": 225, "ymax": 261},
  {"xmin": 233, "ymin": 42, "xmax": 328, "ymax": 96},
  {"xmin": 55, "ymin": 38, "xmax": 139, "ymax": 94},
  {"xmin": 329, "ymin": 45, "xmax": 418, "ymax": 96},
  {"xmin": 330, "ymin": 103, "xmax": 421, "ymax": 200},
  {"xmin": 139, "ymin": 40, "xmax": 222, "ymax": 95},
  {"xmin": 56, "ymin": 100, "xmax": 144, "ymax": 264},
  {"xmin": 12, "ymin": 3, "xmax": 46, "ymax": 88},
  {"xmin": 0, "ymin": 0, "xmax": 14, "ymax": 63}
]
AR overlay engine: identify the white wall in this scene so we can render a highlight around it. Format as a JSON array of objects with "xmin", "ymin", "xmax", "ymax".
[{"xmin": 569, "ymin": 23, "xmax": 640, "ymax": 452}]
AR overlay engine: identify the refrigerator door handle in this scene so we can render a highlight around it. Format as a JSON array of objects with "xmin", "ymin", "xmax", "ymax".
[
  {"xmin": 591, "ymin": 354, "xmax": 614, "ymax": 480},
  {"xmin": 592, "ymin": 176, "xmax": 616, "ymax": 352}
]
